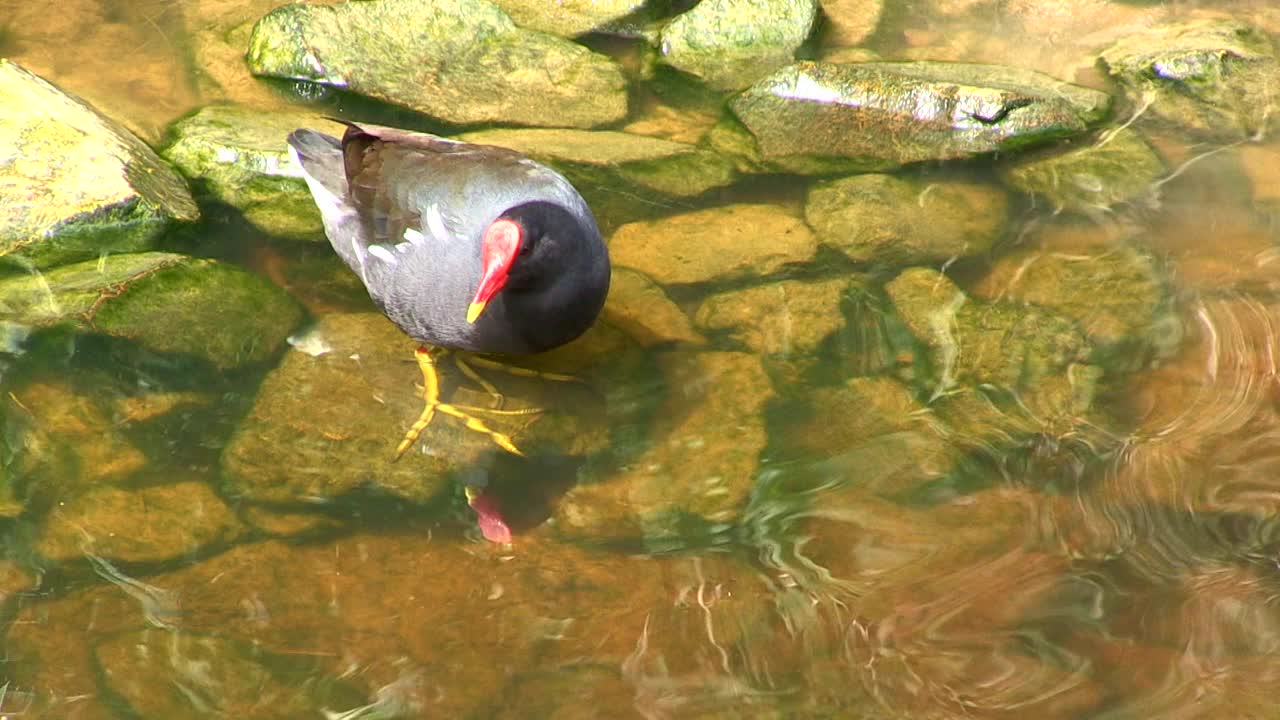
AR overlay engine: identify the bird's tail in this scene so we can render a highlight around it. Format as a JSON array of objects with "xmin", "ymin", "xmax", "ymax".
[{"xmin": 286, "ymin": 129, "xmax": 345, "ymax": 198}]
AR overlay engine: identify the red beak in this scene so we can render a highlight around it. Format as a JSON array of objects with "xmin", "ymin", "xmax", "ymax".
[{"xmin": 467, "ymin": 219, "xmax": 522, "ymax": 324}]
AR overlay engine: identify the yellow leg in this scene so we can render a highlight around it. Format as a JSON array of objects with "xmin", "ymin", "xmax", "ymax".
[
  {"xmin": 395, "ymin": 347, "xmax": 441, "ymax": 458},
  {"xmin": 463, "ymin": 355, "xmax": 583, "ymax": 384},
  {"xmin": 394, "ymin": 346, "xmax": 537, "ymax": 458}
]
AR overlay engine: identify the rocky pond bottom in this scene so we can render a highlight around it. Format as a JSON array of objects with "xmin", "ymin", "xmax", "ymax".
[{"xmin": 1, "ymin": 0, "xmax": 1280, "ymax": 717}]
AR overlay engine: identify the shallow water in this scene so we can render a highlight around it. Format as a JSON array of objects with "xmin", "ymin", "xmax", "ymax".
[{"xmin": 3, "ymin": 0, "xmax": 1280, "ymax": 718}]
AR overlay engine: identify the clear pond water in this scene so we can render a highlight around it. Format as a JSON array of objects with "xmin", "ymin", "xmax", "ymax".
[{"xmin": 2, "ymin": 0, "xmax": 1280, "ymax": 718}]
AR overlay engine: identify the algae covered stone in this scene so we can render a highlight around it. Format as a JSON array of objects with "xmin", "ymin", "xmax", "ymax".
[
  {"xmin": 1099, "ymin": 19, "xmax": 1280, "ymax": 140},
  {"xmin": 610, "ymin": 204, "xmax": 818, "ymax": 285},
  {"xmin": 805, "ymin": 174, "xmax": 1008, "ymax": 266},
  {"xmin": 0, "ymin": 253, "xmax": 304, "ymax": 369},
  {"xmin": 728, "ymin": 61, "xmax": 1112, "ymax": 172},
  {"xmin": 162, "ymin": 105, "xmax": 347, "ymax": 240},
  {"xmin": 657, "ymin": 0, "xmax": 819, "ymax": 90},
  {"xmin": 0, "ymin": 60, "xmax": 197, "ymax": 269},
  {"xmin": 245, "ymin": 0, "xmax": 628, "ymax": 128}
]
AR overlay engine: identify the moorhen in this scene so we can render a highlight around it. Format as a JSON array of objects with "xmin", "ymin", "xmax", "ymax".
[{"xmin": 287, "ymin": 121, "xmax": 610, "ymax": 458}]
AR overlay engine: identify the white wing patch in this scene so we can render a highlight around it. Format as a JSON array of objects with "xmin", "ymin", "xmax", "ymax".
[
  {"xmin": 368, "ymin": 245, "xmax": 398, "ymax": 264},
  {"xmin": 425, "ymin": 203, "xmax": 450, "ymax": 242},
  {"xmin": 404, "ymin": 227, "xmax": 426, "ymax": 245}
]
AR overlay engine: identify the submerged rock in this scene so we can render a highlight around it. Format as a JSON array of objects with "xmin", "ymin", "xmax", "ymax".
[
  {"xmin": 1000, "ymin": 128, "xmax": 1166, "ymax": 214},
  {"xmin": 245, "ymin": 0, "xmax": 628, "ymax": 128},
  {"xmin": 970, "ymin": 225, "xmax": 1174, "ymax": 369},
  {"xmin": 779, "ymin": 376, "xmax": 953, "ymax": 497},
  {"xmin": 1, "ymin": 381, "xmax": 149, "ymax": 517},
  {"xmin": 657, "ymin": 0, "xmax": 819, "ymax": 90},
  {"xmin": 886, "ymin": 268, "xmax": 1100, "ymax": 436},
  {"xmin": 0, "ymin": 253, "xmax": 305, "ymax": 370},
  {"xmin": 554, "ymin": 351, "xmax": 770, "ymax": 544},
  {"xmin": 694, "ymin": 277, "xmax": 851, "ymax": 356},
  {"xmin": 804, "ymin": 174, "xmax": 1008, "ymax": 266},
  {"xmin": 162, "ymin": 105, "xmax": 347, "ymax": 240},
  {"xmin": 727, "ymin": 61, "xmax": 1112, "ymax": 173},
  {"xmin": 609, "ymin": 204, "xmax": 818, "ymax": 285},
  {"xmin": 221, "ymin": 313, "xmax": 606, "ymax": 505},
  {"xmin": 0, "ymin": 60, "xmax": 198, "ymax": 270},
  {"xmin": 491, "ymin": 0, "xmax": 646, "ymax": 37},
  {"xmin": 96, "ymin": 631, "xmax": 365, "ymax": 719},
  {"xmin": 455, "ymin": 128, "xmax": 737, "ymax": 224},
  {"xmin": 37, "ymin": 481, "xmax": 242, "ymax": 564},
  {"xmin": 604, "ymin": 268, "xmax": 705, "ymax": 348},
  {"xmin": 818, "ymin": 0, "xmax": 884, "ymax": 48},
  {"xmin": 1099, "ymin": 19, "xmax": 1280, "ymax": 140}
]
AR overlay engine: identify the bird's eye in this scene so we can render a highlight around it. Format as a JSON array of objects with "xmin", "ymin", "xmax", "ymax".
[{"xmin": 519, "ymin": 235, "xmax": 536, "ymax": 255}]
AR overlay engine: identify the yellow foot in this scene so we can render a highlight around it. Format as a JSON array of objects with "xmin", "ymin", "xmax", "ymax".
[{"xmin": 394, "ymin": 347, "xmax": 542, "ymax": 459}]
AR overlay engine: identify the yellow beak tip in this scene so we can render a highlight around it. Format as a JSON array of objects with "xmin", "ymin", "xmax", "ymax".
[{"xmin": 466, "ymin": 302, "xmax": 486, "ymax": 324}]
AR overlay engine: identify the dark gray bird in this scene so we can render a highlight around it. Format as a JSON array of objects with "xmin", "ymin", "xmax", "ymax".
[{"xmin": 287, "ymin": 121, "xmax": 610, "ymax": 459}]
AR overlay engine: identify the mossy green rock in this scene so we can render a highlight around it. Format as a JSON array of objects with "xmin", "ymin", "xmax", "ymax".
[
  {"xmin": 491, "ymin": 0, "xmax": 646, "ymax": 37},
  {"xmin": 0, "ymin": 253, "xmax": 304, "ymax": 369},
  {"xmin": 455, "ymin": 128, "xmax": 738, "ymax": 226},
  {"xmin": 727, "ymin": 61, "xmax": 1112, "ymax": 172},
  {"xmin": 38, "ymin": 482, "xmax": 242, "ymax": 564},
  {"xmin": 886, "ymin": 267, "xmax": 1100, "ymax": 436},
  {"xmin": 805, "ymin": 174, "xmax": 1009, "ymax": 266},
  {"xmin": 222, "ymin": 313, "xmax": 607, "ymax": 505},
  {"xmin": 162, "ymin": 105, "xmax": 347, "ymax": 240},
  {"xmin": 0, "ymin": 60, "xmax": 198, "ymax": 270},
  {"xmin": 245, "ymin": 0, "xmax": 628, "ymax": 128},
  {"xmin": 657, "ymin": 0, "xmax": 819, "ymax": 90},
  {"xmin": 1099, "ymin": 19, "xmax": 1280, "ymax": 140},
  {"xmin": 1000, "ymin": 129, "xmax": 1166, "ymax": 214}
]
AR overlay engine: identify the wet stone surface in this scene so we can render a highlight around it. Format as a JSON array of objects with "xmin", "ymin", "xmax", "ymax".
[
  {"xmin": 1099, "ymin": 19, "xmax": 1280, "ymax": 140},
  {"xmin": 162, "ymin": 105, "xmax": 347, "ymax": 240},
  {"xmin": 0, "ymin": 60, "xmax": 197, "ymax": 270},
  {"xmin": 657, "ymin": 0, "xmax": 819, "ymax": 90},
  {"xmin": 727, "ymin": 61, "xmax": 1112, "ymax": 173},
  {"xmin": 804, "ymin": 173, "xmax": 1009, "ymax": 266},
  {"xmin": 245, "ymin": 0, "xmax": 628, "ymax": 128}
]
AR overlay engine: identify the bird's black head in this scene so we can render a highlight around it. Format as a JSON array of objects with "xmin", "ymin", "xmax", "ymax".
[{"xmin": 468, "ymin": 200, "xmax": 610, "ymax": 351}]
